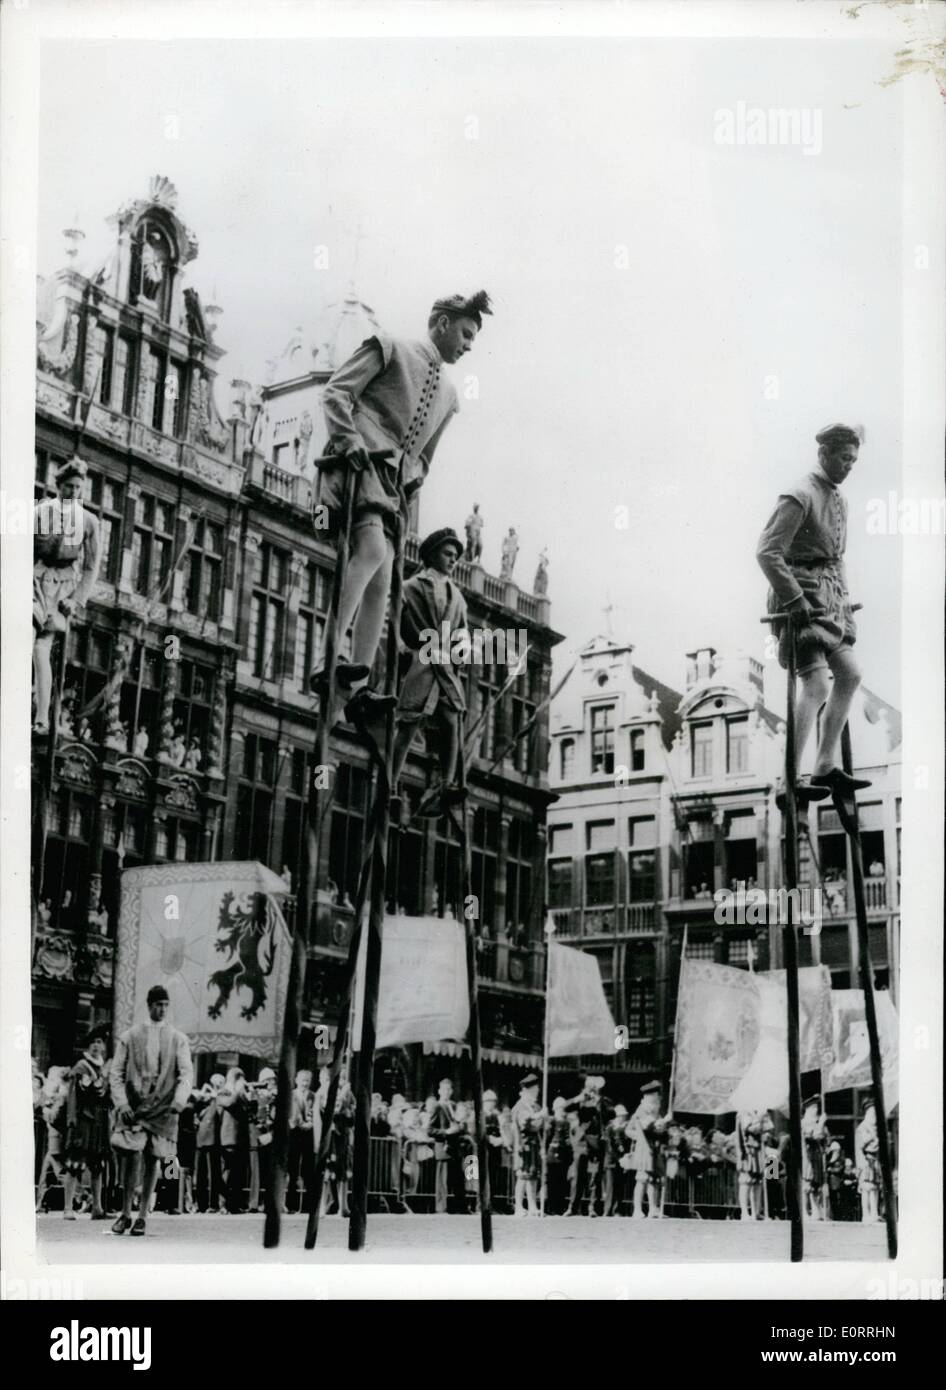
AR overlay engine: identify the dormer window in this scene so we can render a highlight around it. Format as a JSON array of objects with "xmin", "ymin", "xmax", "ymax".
[{"xmin": 590, "ymin": 704, "xmax": 615, "ymax": 775}]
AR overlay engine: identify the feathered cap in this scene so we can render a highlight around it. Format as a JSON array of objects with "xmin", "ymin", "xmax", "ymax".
[
  {"xmin": 430, "ymin": 289, "xmax": 493, "ymax": 329},
  {"xmin": 56, "ymin": 456, "xmax": 88, "ymax": 484}
]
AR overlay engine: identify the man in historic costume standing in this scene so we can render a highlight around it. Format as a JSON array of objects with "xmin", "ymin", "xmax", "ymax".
[
  {"xmin": 855, "ymin": 1096, "xmax": 882, "ymax": 1223},
  {"xmin": 61, "ymin": 1026, "xmax": 112, "ymax": 1221},
  {"xmin": 109, "ymin": 985, "xmax": 193, "ymax": 1237},
  {"xmin": 428, "ymin": 1076, "xmax": 467, "ymax": 1215},
  {"xmin": 801, "ymin": 1094, "xmax": 829, "ymax": 1222},
  {"xmin": 627, "ymin": 1079, "xmax": 668, "ymax": 1219},
  {"xmin": 757, "ymin": 423, "xmax": 871, "ymax": 798},
  {"xmin": 564, "ymin": 1074, "xmax": 610, "ymax": 1217},
  {"xmin": 734, "ymin": 1108, "xmax": 766, "ymax": 1222},
  {"xmin": 33, "ymin": 457, "xmax": 101, "ymax": 734},
  {"xmin": 392, "ymin": 526, "xmax": 468, "ymax": 818},
  {"xmin": 604, "ymin": 1102, "xmax": 631, "ymax": 1216},
  {"xmin": 511, "ymin": 1073, "xmax": 545, "ymax": 1217},
  {"xmin": 311, "ymin": 291, "xmax": 492, "ymax": 721},
  {"xmin": 482, "ymin": 1088, "xmax": 509, "ymax": 1213}
]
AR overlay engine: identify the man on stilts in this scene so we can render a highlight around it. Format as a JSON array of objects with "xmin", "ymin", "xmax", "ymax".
[
  {"xmin": 392, "ymin": 525, "xmax": 468, "ymax": 818},
  {"xmin": 310, "ymin": 290, "xmax": 492, "ymax": 721},
  {"xmin": 757, "ymin": 423, "xmax": 871, "ymax": 800}
]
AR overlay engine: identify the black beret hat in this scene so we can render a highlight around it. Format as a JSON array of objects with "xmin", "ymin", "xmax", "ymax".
[
  {"xmin": 419, "ymin": 527, "xmax": 463, "ymax": 566},
  {"xmin": 146, "ymin": 984, "xmax": 170, "ymax": 1005}
]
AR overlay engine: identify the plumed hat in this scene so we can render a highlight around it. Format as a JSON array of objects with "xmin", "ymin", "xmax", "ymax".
[
  {"xmin": 56, "ymin": 456, "xmax": 88, "ymax": 484},
  {"xmin": 430, "ymin": 289, "xmax": 493, "ymax": 329},
  {"xmin": 419, "ymin": 527, "xmax": 463, "ymax": 565}
]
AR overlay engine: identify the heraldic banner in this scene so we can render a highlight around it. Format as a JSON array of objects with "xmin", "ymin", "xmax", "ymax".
[
  {"xmin": 351, "ymin": 915, "xmax": 469, "ymax": 1050},
  {"xmin": 114, "ymin": 862, "xmax": 292, "ymax": 1058},
  {"xmin": 823, "ymin": 989, "xmax": 899, "ymax": 1109},
  {"xmin": 547, "ymin": 940, "xmax": 616, "ymax": 1058},
  {"xmin": 672, "ymin": 958, "xmax": 833, "ymax": 1114}
]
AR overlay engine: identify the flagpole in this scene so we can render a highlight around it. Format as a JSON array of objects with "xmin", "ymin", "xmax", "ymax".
[
  {"xmin": 540, "ymin": 918, "xmax": 555, "ymax": 1218},
  {"xmin": 660, "ymin": 924, "xmax": 687, "ymax": 1218}
]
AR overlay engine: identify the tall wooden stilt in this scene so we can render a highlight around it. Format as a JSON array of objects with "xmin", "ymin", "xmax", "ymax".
[
  {"xmin": 838, "ymin": 724, "xmax": 898, "ymax": 1259},
  {"xmin": 449, "ymin": 737, "xmax": 492, "ymax": 1252},
  {"xmin": 264, "ymin": 457, "xmax": 359, "ymax": 1248},
  {"xmin": 347, "ymin": 513, "xmax": 405, "ymax": 1252},
  {"xmin": 761, "ymin": 612, "xmax": 806, "ymax": 1261}
]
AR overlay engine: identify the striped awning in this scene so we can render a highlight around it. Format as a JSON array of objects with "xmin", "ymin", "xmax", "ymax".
[{"xmin": 422, "ymin": 1041, "xmax": 542, "ymax": 1069}]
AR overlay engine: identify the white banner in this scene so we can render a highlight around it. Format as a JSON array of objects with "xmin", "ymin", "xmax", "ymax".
[
  {"xmin": 547, "ymin": 941, "xmax": 616, "ymax": 1057},
  {"xmin": 824, "ymin": 989, "xmax": 899, "ymax": 1110},
  {"xmin": 351, "ymin": 915, "xmax": 469, "ymax": 1050},
  {"xmin": 115, "ymin": 862, "xmax": 292, "ymax": 1058}
]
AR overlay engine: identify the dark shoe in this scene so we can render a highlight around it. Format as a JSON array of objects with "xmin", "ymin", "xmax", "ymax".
[
  {"xmin": 414, "ymin": 786, "xmax": 446, "ymax": 820},
  {"xmin": 91, "ymin": 1211, "xmax": 107, "ymax": 1221},
  {"xmin": 776, "ymin": 780, "xmax": 831, "ymax": 813},
  {"xmin": 111, "ymin": 1214, "xmax": 132, "ymax": 1235},
  {"xmin": 344, "ymin": 688, "xmax": 397, "ymax": 723},
  {"xmin": 130, "ymin": 1217, "xmax": 147, "ymax": 1236},
  {"xmin": 811, "ymin": 768, "xmax": 872, "ymax": 796},
  {"xmin": 441, "ymin": 785, "xmax": 468, "ymax": 808},
  {"xmin": 308, "ymin": 661, "xmax": 370, "ymax": 695}
]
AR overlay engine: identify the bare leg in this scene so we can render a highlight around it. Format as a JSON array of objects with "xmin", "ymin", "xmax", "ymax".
[
  {"xmin": 33, "ymin": 633, "xmax": 55, "ymax": 730},
  {"xmin": 120, "ymin": 1156, "xmax": 137, "ymax": 1218},
  {"xmin": 349, "ymin": 538, "xmax": 394, "ymax": 677},
  {"xmin": 91, "ymin": 1172, "xmax": 104, "ymax": 1217},
  {"xmin": 63, "ymin": 1172, "xmax": 78, "ymax": 1217},
  {"xmin": 632, "ymin": 1177, "xmax": 646, "ymax": 1217},
  {"xmin": 514, "ymin": 1177, "xmax": 527, "ymax": 1215},
  {"xmin": 813, "ymin": 647, "xmax": 862, "ymax": 775},
  {"xmin": 794, "ymin": 667, "xmax": 831, "ymax": 769},
  {"xmin": 139, "ymin": 1156, "xmax": 161, "ymax": 1216}
]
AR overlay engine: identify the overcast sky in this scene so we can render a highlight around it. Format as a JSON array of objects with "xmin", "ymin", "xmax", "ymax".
[{"xmin": 38, "ymin": 35, "xmax": 905, "ymax": 706}]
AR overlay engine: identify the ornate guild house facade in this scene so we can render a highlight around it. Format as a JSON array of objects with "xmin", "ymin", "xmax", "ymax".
[{"xmin": 32, "ymin": 179, "xmax": 562, "ymax": 1096}]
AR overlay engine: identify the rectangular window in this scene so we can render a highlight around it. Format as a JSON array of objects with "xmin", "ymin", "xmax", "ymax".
[
  {"xmin": 548, "ymin": 824, "xmax": 574, "ymax": 857},
  {"xmin": 548, "ymin": 859, "xmax": 573, "ymax": 909},
  {"xmin": 132, "ymin": 493, "xmax": 176, "ymax": 597},
  {"xmin": 234, "ymin": 733, "xmax": 279, "ymax": 865},
  {"xmin": 626, "ymin": 978, "xmax": 655, "ymax": 1038},
  {"xmin": 85, "ymin": 472, "xmax": 124, "ymax": 584},
  {"xmin": 628, "ymin": 851, "xmax": 656, "ymax": 902},
  {"xmin": 691, "ymin": 722, "xmax": 713, "ymax": 778},
  {"xmin": 96, "ymin": 325, "xmax": 114, "ymax": 405},
  {"xmin": 586, "ymin": 820, "xmax": 616, "ymax": 853},
  {"xmin": 726, "ymin": 716, "xmax": 749, "ymax": 774},
  {"xmin": 185, "ymin": 517, "xmax": 224, "ymax": 622},
  {"xmin": 559, "ymin": 738, "xmax": 576, "ymax": 780},
  {"xmin": 329, "ymin": 763, "xmax": 370, "ymax": 902},
  {"xmin": 171, "ymin": 658, "xmax": 215, "ymax": 763},
  {"xmin": 585, "ymin": 852, "xmax": 615, "ymax": 906},
  {"xmin": 629, "ymin": 728, "xmax": 645, "ymax": 772},
  {"xmin": 149, "ymin": 348, "xmax": 168, "ymax": 431},
  {"xmin": 170, "ymin": 360, "xmax": 188, "ymax": 437},
  {"xmin": 111, "ymin": 334, "xmax": 137, "ymax": 417},
  {"xmin": 293, "ymin": 561, "xmax": 330, "ymax": 690},
  {"xmin": 590, "ymin": 705, "xmax": 615, "ymax": 775}
]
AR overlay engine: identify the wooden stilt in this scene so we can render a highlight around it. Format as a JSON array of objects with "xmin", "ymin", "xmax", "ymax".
[
  {"xmin": 347, "ymin": 512, "xmax": 405, "ymax": 1252},
  {"xmin": 761, "ymin": 612, "xmax": 805, "ymax": 1261},
  {"xmin": 448, "ymin": 736, "xmax": 492, "ymax": 1252},
  {"xmin": 837, "ymin": 724, "xmax": 898, "ymax": 1259},
  {"xmin": 264, "ymin": 456, "xmax": 361, "ymax": 1248}
]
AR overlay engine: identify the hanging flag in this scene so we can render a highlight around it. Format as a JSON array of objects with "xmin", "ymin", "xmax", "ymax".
[
  {"xmin": 671, "ymin": 958, "xmax": 763, "ymax": 1112},
  {"xmin": 114, "ymin": 861, "xmax": 292, "ymax": 1058},
  {"xmin": 546, "ymin": 941, "xmax": 616, "ymax": 1057},
  {"xmin": 823, "ymin": 989, "xmax": 899, "ymax": 1110},
  {"xmin": 672, "ymin": 960, "xmax": 834, "ymax": 1114},
  {"xmin": 351, "ymin": 914, "xmax": 469, "ymax": 1050},
  {"xmin": 763, "ymin": 965, "xmax": 834, "ymax": 1072}
]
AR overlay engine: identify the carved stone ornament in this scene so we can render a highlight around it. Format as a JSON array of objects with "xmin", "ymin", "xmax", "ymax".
[
  {"xmin": 33, "ymin": 932, "xmax": 75, "ymax": 983},
  {"xmin": 165, "ymin": 774, "xmax": 199, "ymax": 812}
]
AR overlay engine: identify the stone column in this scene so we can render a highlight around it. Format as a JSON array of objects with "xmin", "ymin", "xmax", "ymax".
[
  {"xmin": 118, "ymin": 481, "xmax": 140, "ymax": 595},
  {"xmin": 170, "ymin": 504, "xmax": 192, "ymax": 613},
  {"xmin": 712, "ymin": 807, "xmax": 726, "ymax": 894}
]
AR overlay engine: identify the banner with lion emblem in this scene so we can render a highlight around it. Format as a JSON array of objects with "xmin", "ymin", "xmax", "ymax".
[{"xmin": 114, "ymin": 862, "xmax": 292, "ymax": 1057}]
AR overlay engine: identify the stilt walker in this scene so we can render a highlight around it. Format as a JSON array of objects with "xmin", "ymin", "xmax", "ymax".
[{"xmin": 836, "ymin": 723, "xmax": 898, "ymax": 1258}]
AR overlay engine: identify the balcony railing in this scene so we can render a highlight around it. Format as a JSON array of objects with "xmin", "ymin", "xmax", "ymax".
[
  {"xmin": 475, "ymin": 939, "xmax": 546, "ymax": 991},
  {"xmin": 247, "ymin": 453, "xmax": 309, "ymax": 508},
  {"xmin": 548, "ymin": 904, "xmax": 659, "ymax": 937}
]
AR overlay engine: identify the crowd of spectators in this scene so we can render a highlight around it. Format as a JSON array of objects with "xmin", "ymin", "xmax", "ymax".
[{"xmin": 33, "ymin": 1052, "xmax": 883, "ymax": 1223}]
